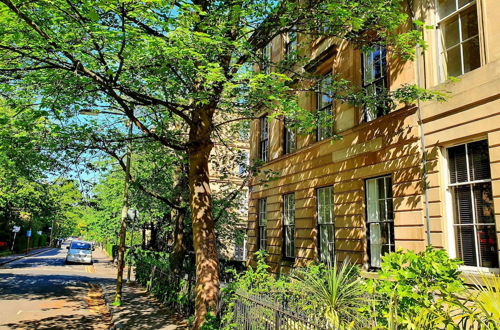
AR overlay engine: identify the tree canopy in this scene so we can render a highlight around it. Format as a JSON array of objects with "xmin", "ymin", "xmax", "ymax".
[{"xmin": 0, "ymin": 0, "xmax": 437, "ymax": 326}]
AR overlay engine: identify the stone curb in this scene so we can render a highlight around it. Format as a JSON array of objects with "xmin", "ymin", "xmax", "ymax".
[
  {"xmin": 0, "ymin": 247, "xmax": 54, "ymax": 266},
  {"xmin": 98, "ymin": 283, "xmax": 120, "ymax": 329}
]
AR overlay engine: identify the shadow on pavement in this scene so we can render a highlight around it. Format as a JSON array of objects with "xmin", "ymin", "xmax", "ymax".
[
  {"xmin": 105, "ymin": 283, "xmax": 188, "ymax": 329},
  {"xmin": 0, "ymin": 272, "xmax": 115, "ymax": 301},
  {"xmin": 2, "ymin": 313, "xmax": 110, "ymax": 330}
]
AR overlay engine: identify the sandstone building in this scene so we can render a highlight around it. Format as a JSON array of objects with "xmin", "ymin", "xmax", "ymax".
[{"xmin": 247, "ymin": 0, "xmax": 500, "ymax": 274}]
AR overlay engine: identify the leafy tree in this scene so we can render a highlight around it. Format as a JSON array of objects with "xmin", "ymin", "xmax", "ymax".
[{"xmin": 0, "ymin": 0, "xmax": 437, "ymax": 325}]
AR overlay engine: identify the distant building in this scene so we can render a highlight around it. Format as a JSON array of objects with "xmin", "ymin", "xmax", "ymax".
[{"xmin": 246, "ymin": 0, "xmax": 500, "ymax": 274}]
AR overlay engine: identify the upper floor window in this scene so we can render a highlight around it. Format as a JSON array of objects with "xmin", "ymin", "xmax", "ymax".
[
  {"xmin": 438, "ymin": 0, "xmax": 480, "ymax": 79},
  {"xmin": 258, "ymin": 198, "xmax": 267, "ymax": 251},
  {"xmin": 447, "ymin": 140, "xmax": 498, "ymax": 269},
  {"xmin": 283, "ymin": 193, "xmax": 295, "ymax": 259},
  {"xmin": 285, "ymin": 31, "xmax": 297, "ymax": 59},
  {"xmin": 259, "ymin": 116, "xmax": 269, "ymax": 162},
  {"xmin": 283, "ymin": 117, "xmax": 297, "ymax": 154},
  {"xmin": 261, "ymin": 42, "xmax": 272, "ymax": 74},
  {"xmin": 362, "ymin": 45, "xmax": 388, "ymax": 122},
  {"xmin": 316, "ymin": 72, "xmax": 333, "ymax": 141},
  {"xmin": 317, "ymin": 186, "xmax": 335, "ymax": 264}
]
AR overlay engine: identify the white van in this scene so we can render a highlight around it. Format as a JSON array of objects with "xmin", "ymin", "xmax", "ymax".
[{"xmin": 66, "ymin": 240, "xmax": 93, "ymax": 264}]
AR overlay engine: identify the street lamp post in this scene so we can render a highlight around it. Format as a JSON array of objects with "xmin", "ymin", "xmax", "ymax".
[{"xmin": 79, "ymin": 109, "xmax": 132, "ymax": 306}]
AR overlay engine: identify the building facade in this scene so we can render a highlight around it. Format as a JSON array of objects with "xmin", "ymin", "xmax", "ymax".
[{"xmin": 247, "ymin": 0, "xmax": 500, "ymax": 274}]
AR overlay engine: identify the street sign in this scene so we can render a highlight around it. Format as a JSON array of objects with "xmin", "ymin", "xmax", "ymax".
[
  {"xmin": 26, "ymin": 230, "xmax": 31, "ymax": 237},
  {"xmin": 12, "ymin": 226, "xmax": 20, "ymax": 233}
]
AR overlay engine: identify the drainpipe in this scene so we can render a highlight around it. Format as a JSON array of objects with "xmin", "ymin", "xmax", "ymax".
[{"xmin": 413, "ymin": 17, "xmax": 432, "ymax": 247}]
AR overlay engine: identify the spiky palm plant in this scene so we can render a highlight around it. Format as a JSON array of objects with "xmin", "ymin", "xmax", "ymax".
[
  {"xmin": 294, "ymin": 260, "xmax": 366, "ymax": 329},
  {"xmin": 470, "ymin": 274, "xmax": 500, "ymax": 328}
]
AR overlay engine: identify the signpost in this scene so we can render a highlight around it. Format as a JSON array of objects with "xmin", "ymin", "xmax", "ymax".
[
  {"xmin": 127, "ymin": 209, "xmax": 139, "ymax": 281},
  {"xmin": 26, "ymin": 229, "xmax": 31, "ymax": 254},
  {"xmin": 11, "ymin": 226, "xmax": 20, "ymax": 251}
]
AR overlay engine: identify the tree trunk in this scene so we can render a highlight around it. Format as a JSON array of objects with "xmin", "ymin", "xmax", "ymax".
[
  {"xmin": 142, "ymin": 224, "xmax": 146, "ymax": 250},
  {"xmin": 188, "ymin": 139, "xmax": 219, "ymax": 329},
  {"xmin": 150, "ymin": 221, "xmax": 157, "ymax": 250},
  {"xmin": 169, "ymin": 208, "xmax": 186, "ymax": 275}
]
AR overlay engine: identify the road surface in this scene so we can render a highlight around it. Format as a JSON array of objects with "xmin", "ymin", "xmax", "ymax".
[{"xmin": 0, "ymin": 244, "xmax": 116, "ymax": 329}]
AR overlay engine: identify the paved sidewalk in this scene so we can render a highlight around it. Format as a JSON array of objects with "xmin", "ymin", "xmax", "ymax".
[
  {"xmin": 0, "ymin": 247, "xmax": 53, "ymax": 266},
  {"xmin": 94, "ymin": 248, "xmax": 188, "ymax": 329}
]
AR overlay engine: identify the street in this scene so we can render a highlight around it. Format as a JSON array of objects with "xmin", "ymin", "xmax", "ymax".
[{"xmin": 0, "ymin": 244, "xmax": 115, "ymax": 329}]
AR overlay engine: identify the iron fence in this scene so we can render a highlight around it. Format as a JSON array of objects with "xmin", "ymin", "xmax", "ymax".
[{"xmin": 231, "ymin": 291, "xmax": 331, "ymax": 329}]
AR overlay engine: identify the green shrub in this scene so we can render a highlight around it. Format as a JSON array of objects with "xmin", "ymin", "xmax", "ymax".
[
  {"xmin": 14, "ymin": 236, "xmax": 27, "ymax": 252},
  {"xmin": 366, "ymin": 247, "xmax": 464, "ymax": 328},
  {"xmin": 39, "ymin": 235, "xmax": 47, "ymax": 247}
]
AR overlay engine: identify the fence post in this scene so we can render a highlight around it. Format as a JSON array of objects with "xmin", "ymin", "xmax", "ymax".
[
  {"xmin": 147, "ymin": 265, "xmax": 156, "ymax": 292},
  {"xmin": 274, "ymin": 308, "xmax": 281, "ymax": 330}
]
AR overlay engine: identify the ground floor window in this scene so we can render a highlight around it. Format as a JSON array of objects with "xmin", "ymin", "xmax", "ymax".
[
  {"xmin": 366, "ymin": 175, "xmax": 395, "ymax": 268},
  {"xmin": 317, "ymin": 186, "xmax": 335, "ymax": 264},
  {"xmin": 258, "ymin": 198, "xmax": 267, "ymax": 251},
  {"xmin": 234, "ymin": 229, "xmax": 247, "ymax": 261},
  {"xmin": 283, "ymin": 193, "xmax": 295, "ymax": 258},
  {"xmin": 447, "ymin": 140, "xmax": 498, "ymax": 269}
]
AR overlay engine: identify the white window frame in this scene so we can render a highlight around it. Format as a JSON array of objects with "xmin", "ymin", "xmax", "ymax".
[
  {"xmin": 283, "ymin": 193, "xmax": 295, "ymax": 259},
  {"xmin": 317, "ymin": 186, "xmax": 335, "ymax": 264},
  {"xmin": 436, "ymin": 0, "xmax": 482, "ymax": 82},
  {"xmin": 316, "ymin": 72, "xmax": 333, "ymax": 141},
  {"xmin": 443, "ymin": 140, "xmax": 499, "ymax": 273},
  {"xmin": 261, "ymin": 42, "xmax": 272, "ymax": 74},
  {"xmin": 366, "ymin": 175, "xmax": 395, "ymax": 268},
  {"xmin": 258, "ymin": 198, "xmax": 267, "ymax": 251},
  {"xmin": 259, "ymin": 116, "xmax": 269, "ymax": 162},
  {"xmin": 234, "ymin": 229, "xmax": 248, "ymax": 261},
  {"xmin": 361, "ymin": 45, "xmax": 388, "ymax": 122},
  {"xmin": 283, "ymin": 117, "xmax": 297, "ymax": 154}
]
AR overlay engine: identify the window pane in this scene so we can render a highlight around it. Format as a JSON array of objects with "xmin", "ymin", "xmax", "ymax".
[
  {"xmin": 378, "ymin": 200, "xmax": 387, "ymax": 221},
  {"xmin": 446, "ymin": 46, "xmax": 462, "ymax": 77},
  {"xmin": 286, "ymin": 226, "xmax": 295, "ymax": 257},
  {"xmin": 456, "ymin": 225, "xmax": 478, "ymax": 266},
  {"xmin": 319, "ymin": 224, "xmax": 335, "ymax": 263},
  {"xmin": 477, "ymin": 225, "xmax": 499, "ymax": 268},
  {"xmin": 364, "ymin": 52, "xmax": 374, "ymax": 83},
  {"xmin": 259, "ymin": 227, "xmax": 267, "ymax": 250},
  {"xmin": 379, "ymin": 222, "xmax": 391, "ymax": 245},
  {"xmin": 438, "ymin": 0, "xmax": 456, "ymax": 18},
  {"xmin": 366, "ymin": 179, "xmax": 379, "ymax": 223},
  {"xmin": 284, "ymin": 194, "xmax": 295, "ymax": 225},
  {"xmin": 370, "ymin": 223, "xmax": 382, "ymax": 268},
  {"xmin": 462, "ymin": 37, "xmax": 481, "ymax": 74},
  {"xmin": 448, "ymin": 144, "xmax": 468, "ymax": 183},
  {"xmin": 468, "ymin": 140, "xmax": 491, "ymax": 181},
  {"xmin": 453, "ymin": 186, "xmax": 474, "ymax": 224},
  {"xmin": 317, "ymin": 186, "xmax": 333, "ymax": 224},
  {"xmin": 259, "ymin": 199, "xmax": 267, "ymax": 226},
  {"xmin": 443, "ymin": 16, "xmax": 460, "ymax": 49},
  {"xmin": 461, "ymin": 6, "xmax": 478, "ymax": 40},
  {"xmin": 386, "ymin": 198, "xmax": 394, "ymax": 221},
  {"xmin": 473, "ymin": 184, "xmax": 495, "ymax": 224}
]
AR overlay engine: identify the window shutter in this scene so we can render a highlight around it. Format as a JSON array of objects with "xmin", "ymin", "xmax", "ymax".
[{"xmin": 448, "ymin": 144, "xmax": 468, "ymax": 183}]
